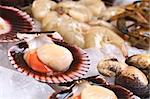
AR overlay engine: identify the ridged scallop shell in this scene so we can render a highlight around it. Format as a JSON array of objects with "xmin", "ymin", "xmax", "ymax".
[
  {"xmin": 50, "ymin": 76, "xmax": 134, "ymax": 99},
  {"xmin": 8, "ymin": 39, "xmax": 90, "ymax": 83},
  {"xmin": 0, "ymin": 5, "xmax": 35, "ymax": 42},
  {"xmin": 1, "ymin": 0, "xmax": 34, "ymax": 7}
]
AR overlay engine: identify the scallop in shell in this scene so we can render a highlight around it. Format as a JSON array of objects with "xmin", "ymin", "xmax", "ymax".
[
  {"xmin": 50, "ymin": 76, "xmax": 134, "ymax": 99},
  {"xmin": 8, "ymin": 35, "xmax": 90, "ymax": 83},
  {"xmin": 0, "ymin": 5, "xmax": 35, "ymax": 42}
]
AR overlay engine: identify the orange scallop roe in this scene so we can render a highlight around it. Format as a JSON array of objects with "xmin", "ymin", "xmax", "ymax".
[
  {"xmin": 73, "ymin": 95, "xmax": 81, "ymax": 99},
  {"xmin": 28, "ymin": 51, "xmax": 53, "ymax": 73}
]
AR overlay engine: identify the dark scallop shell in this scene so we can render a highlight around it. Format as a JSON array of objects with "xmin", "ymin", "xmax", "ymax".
[
  {"xmin": 59, "ymin": 75, "xmax": 108, "ymax": 87},
  {"xmin": 50, "ymin": 80, "xmax": 134, "ymax": 99},
  {"xmin": 1, "ymin": 0, "xmax": 34, "ymax": 7},
  {"xmin": 8, "ymin": 39, "xmax": 90, "ymax": 83},
  {"xmin": 0, "ymin": 5, "xmax": 35, "ymax": 42}
]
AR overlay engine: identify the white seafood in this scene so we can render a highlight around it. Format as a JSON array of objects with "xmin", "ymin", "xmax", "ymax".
[
  {"xmin": 58, "ymin": 17, "xmax": 86, "ymax": 48},
  {"xmin": 97, "ymin": 59, "xmax": 128, "ymax": 77},
  {"xmin": 84, "ymin": 26, "xmax": 128, "ymax": 57},
  {"xmin": 81, "ymin": 85, "xmax": 117, "ymax": 99},
  {"xmin": 42, "ymin": 11, "xmax": 90, "ymax": 48},
  {"xmin": 32, "ymin": 0, "xmax": 56, "ymax": 21},
  {"xmin": 79, "ymin": 0, "xmax": 106, "ymax": 17},
  {"xmin": 31, "ymin": 0, "xmax": 128, "ymax": 56},
  {"xmin": 42, "ymin": 11, "xmax": 75, "ymax": 31},
  {"xmin": 37, "ymin": 44, "xmax": 73, "ymax": 72},
  {"xmin": 27, "ymin": 34, "xmax": 54, "ymax": 50},
  {"xmin": 23, "ymin": 34, "xmax": 73, "ymax": 72},
  {"xmin": 88, "ymin": 20, "xmax": 124, "ymax": 37},
  {"xmin": 56, "ymin": 1, "xmax": 93, "ymax": 22}
]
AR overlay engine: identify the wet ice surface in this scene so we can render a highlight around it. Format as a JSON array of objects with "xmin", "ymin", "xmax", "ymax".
[
  {"xmin": 0, "ymin": 66, "xmax": 54, "ymax": 99},
  {"xmin": 0, "ymin": 43, "xmax": 15, "ymax": 70}
]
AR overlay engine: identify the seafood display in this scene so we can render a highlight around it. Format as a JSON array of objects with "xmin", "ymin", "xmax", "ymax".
[
  {"xmin": 31, "ymin": 0, "xmax": 128, "ymax": 56},
  {"xmin": 97, "ymin": 55, "xmax": 150, "ymax": 98},
  {"xmin": 0, "ymin": 5, "xmax": 35, "ymax": 42},
  {"xmin": 0, "ymin": 0, "xmax": 149, "ymax": 99}
]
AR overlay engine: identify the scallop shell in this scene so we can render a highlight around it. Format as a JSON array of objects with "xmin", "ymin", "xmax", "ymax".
[
  {"xmin": 1, "ymin": 0, "xmax": 34, "ymax": 7},
  {"xmin": 0, "ymin": 5, "xmax": 35, "ymax": 42},
  {"xmin": 50, "ymin": 77, "xmax": 134, "ymax": 99},
  {"xmin": 8, "ymin": 40, "xmax": 90, "ymax": 83}
]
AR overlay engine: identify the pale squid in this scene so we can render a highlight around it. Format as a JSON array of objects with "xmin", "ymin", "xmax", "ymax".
[
  {"xmin": 42, "ymin": 11, "xmax": 90, "ymax": 48},
  {"xmin": 32, "ymin": 0, "xmax": 57, "ymax": 21},
  {"xmin": 84, "ymin": 26, "xmax": 128, "ymax": 57},
  {"xmin": 79, "ymin": 0, "xmax": 106, "ymax": 18},
  {"xmin": 55, "ymin": 0, "xmax": 93, "ymax": 22}
]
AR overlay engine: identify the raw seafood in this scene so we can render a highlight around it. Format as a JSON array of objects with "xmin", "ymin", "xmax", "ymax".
[{"xmin": 84, "ymin": 26, "xmax": 128, "ymax": 57}]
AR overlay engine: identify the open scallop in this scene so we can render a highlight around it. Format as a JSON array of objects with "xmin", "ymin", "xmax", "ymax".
[
  {"xmin": 0, "ymin": 5, "xmax": 35, "ymax": 42},
  {"xmin": 8, "ymin": 37, "xmax": 90, "ymax": 83},
  {"xmin": 50, "ymin": 76, "xmax": 134, "ymax": 99}
]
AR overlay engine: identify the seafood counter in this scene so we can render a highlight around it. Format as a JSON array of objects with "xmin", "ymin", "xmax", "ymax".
[{"xmin": 0, "ymin": 0, "xmax": 149, "ymax": 99}]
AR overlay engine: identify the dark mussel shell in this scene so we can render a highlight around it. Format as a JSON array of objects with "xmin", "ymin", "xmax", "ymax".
[
  {"xmin": 115, "ymin": 66, "xmax": 149, "ymax": 98},
  {"xmin": 125, "ymin": 54, "xmax": 150, "ymax": 70},
  {"xmin": 116, "ymin": 75, "xmax": 149, "ymax": 98},
  {"xmin": 125, "ymin": 54, "xmax": 150, "ymax": 82},
  {"xmin": 0, "ymin": 5, "xmax": 35, "ymax": 42},
  {"xmin": 8, "ymin": 39, "xmax": 90, "ymax": 83},
  {"xmin": 1, "ymin": 0, "xmax": 34, "ymax": 8}
]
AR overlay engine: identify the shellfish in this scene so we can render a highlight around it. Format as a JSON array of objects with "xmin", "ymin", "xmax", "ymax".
[
  {"xmin": 126, "ymin": 54, "xmax": 150, "ymax": 70},
  {"xmin": 97, "ymin": 58, "xmax": 128, "ymax": 77},
  {"xmin": 115, "ymin": 66, "xmax": 149, "ymax": 97},
  {"xmin": 1, "ymin": 0, "xmax": 34, "ymax": 7},
  {"xmin": 8, "ymin": 34, "xmax": 90, "ymax": 83},
  {"xmin": 0, "ymin": 5, "xmax": 35, "ymax": 42},
  {"xmin": 125, "ymin": 54, "xmax": 150, "ymax": 82},
  {"xmin": 50, "ymin": 76, "xmax": 134, "ymax": 99}
]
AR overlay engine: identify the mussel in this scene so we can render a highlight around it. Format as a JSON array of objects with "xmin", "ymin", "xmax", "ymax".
[
  {"xmin": 97, "ymin": 58, "xmax": 128, "ymax": 77},
  {"xmin": 115, "ymin": 66, "xmax": 149, "ymax": 97},
  {"xmin": 125, "ymin": 54, "xmax": 150, "ymax": 82}
]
